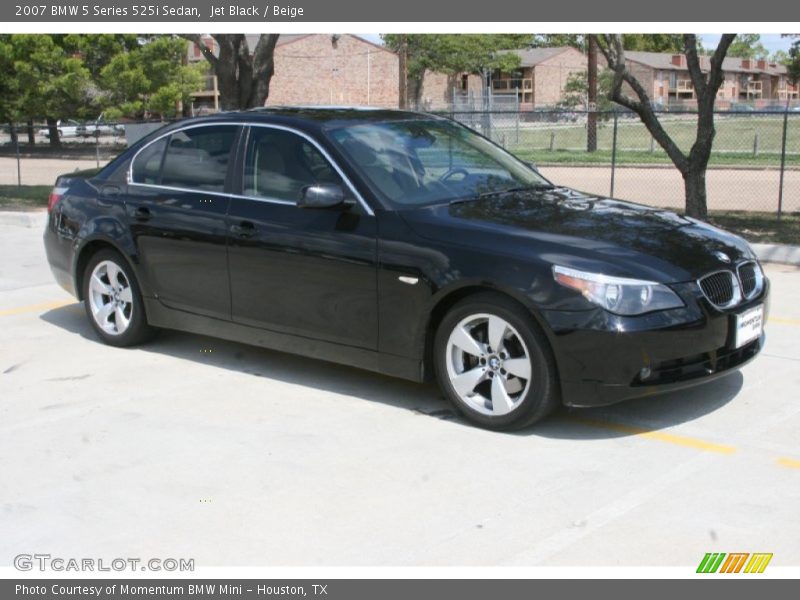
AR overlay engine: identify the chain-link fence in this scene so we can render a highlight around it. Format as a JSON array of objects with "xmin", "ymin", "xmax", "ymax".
[
  {"xmin": 442, "ymin": 108, "xmax": 800, "ymax": 216},
  {"xmin": 2, "ymin": 110, "xmax": 798, "ymax": 217},
  {"xmin": 0, "ymin": 119, "xmax": 170, "ymax": 188}
]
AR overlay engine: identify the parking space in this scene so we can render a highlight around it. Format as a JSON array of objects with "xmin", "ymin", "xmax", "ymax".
[{"xmin": 0, "ymin": 221, "xmax": 798, "ymax": 567}]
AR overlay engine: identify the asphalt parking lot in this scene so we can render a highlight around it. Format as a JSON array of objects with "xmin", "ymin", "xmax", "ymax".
[{"xmin": 1, "ymin": 218, "xmax": 799, "ymax": 567}]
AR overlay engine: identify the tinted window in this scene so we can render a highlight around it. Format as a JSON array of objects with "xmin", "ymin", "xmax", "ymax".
[
  {"xmin": 131, "ymin": 137, "xmax": 167, "ymax": 185},
  {"xmin": 328, "ymin": 119, "xmax": 548, "ymax": 208},
  {"xmin": 160, "ymin": 126, "xmax": 238, "ymax": 193},
  {"xmin": 243, "ymin": 128, "xmax": 343, "ymax": 202}
]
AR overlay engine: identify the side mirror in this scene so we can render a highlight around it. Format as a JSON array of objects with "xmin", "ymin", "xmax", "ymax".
[
  {"xmin": 527, "ymin": 161, "xmax": 539, "ymax": 172},
  {"xmin": 298, "ymin": 183, "xmax": 348, "ymax": 209}
]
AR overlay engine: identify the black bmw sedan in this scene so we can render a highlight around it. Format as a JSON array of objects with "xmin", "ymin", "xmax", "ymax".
[{"xmin": 44, "ymin": 107, "xmax": 768, "ymax": 430}]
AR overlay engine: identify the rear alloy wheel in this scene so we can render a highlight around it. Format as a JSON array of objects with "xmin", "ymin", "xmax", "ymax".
[
  {"xmin": 83, "ymin": 249, "xmax": 154, "ymax": 346},
  {"xmin": 434, "ymin": 293, "xmax": 559, "ymax": 430}
]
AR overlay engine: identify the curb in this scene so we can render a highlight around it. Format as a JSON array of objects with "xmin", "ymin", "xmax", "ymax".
[
  {"xmin": 0, "ymin": 210, "xmax": 47, "ymax": 228},
  {"xmin": 1, "ymin": 210, "xmax": 798, "ymax": 266},
  {"xmin": 752, "ymin": 243, "xmax": 800, "ymax": 266}
]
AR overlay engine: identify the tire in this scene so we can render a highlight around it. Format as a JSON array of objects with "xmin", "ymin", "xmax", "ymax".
[
  {"xmin": 82, "ymin": 249, "xmax": 155, "ymax": 347},
  {"xmin": 57, "ymin": 129, "xmax": 63, "ymax": 138},
  {"xmin": 433, "ymin": 292, "xmax": 560, "ymax": 430}
]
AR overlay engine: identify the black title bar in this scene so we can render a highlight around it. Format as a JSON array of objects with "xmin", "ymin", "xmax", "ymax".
[{"xmin": 3, "ymin": 0, "xmax": 799, "ymax": 22}]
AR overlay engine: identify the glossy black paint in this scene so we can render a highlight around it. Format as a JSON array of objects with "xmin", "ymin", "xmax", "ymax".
[{"xmin": 43, "ymin": 108, "xmax": 768, "ymax": 408}]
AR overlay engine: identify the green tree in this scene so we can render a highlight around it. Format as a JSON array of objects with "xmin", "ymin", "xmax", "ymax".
[
  {"xmin": 525, "ymin": 34, "xmax": 685, "ymax": 53},
  {"xmin": 786, "ymin": 36, "xmax": 800, "ymax": 85},
  {"xmin": 10, "ymin": 34, "xmax": 91, "ymax": 146},
  {"xmin": 0, "ymin": 36, "xmax": 17, "ymax": 128},
  {"xmin": 770, "ymin": 50, "xmax": 789, "ymax": 65},
  {"xmin": 726, "ymin": 34, "xmax": 769, "ymax": 59},
  {"xmin": 59, "ymin": 34, "xmax": 140, "ymax": 80},
  {"xmin": 383, "ymin": 34, "xmax": 529, "ymax": 106},
  {"xmin": 98, "ymin": 36, "xmax": 204, "ymax": 119},
  {"xmin": 529, "ymin": 34, "xmax": 585, "ymax": 51},
  {"xmin": 622, "ymin": 34, "xmax": 685, "ymax": 53},
  {"xmin": 558, "ymin": 69, "xmax": 615, "ymax": 114}
]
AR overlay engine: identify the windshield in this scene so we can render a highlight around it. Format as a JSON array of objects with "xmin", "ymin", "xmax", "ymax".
[{"xmin": 326, "ymin": 119, "xmax": 550, "ymax": 208}]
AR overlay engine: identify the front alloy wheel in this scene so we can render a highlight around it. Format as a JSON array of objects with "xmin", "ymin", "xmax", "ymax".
[
  {"xmin": 445, "ymin": 313, "xmax": 532, "ymax": 416},
  {"xmin": 434, "ymin": 293, "xmax": 559, "ymax": 430}
]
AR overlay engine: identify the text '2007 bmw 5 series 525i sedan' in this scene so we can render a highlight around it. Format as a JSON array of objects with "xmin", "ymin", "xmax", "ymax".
[{"xmin": 44, "ymin": 107, "xmax": 769, "ymax": 430}]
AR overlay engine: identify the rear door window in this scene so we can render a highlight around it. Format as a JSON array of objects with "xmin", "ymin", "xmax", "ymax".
[{"xmin": 160, "ymin": 125, "xmax": 238, "ymax": 193}]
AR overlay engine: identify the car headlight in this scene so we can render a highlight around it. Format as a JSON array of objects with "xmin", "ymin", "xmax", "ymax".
[{"xmin": 552, "ymin": 265, "xmax": 684, "ymax": 315}]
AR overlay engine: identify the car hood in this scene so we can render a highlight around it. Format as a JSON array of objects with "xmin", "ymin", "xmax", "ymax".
[{"xmin": 399, "ymin": 187, "xmax": 755, "ymax": 282}]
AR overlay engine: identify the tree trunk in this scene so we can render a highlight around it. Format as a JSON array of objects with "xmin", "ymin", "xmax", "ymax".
[
  {"xmin": 46, "ymin": 117, "xmax": 61, "ymax": 148},
  {"xmin": 683, "ymin": 167, "xmax": 708, "ymax": 220},
  {"xmin": 408, "ymin": 73, "xmax": 425, "ymax": 109},
  {"xmin": 199, "ymin": 34, "xmax": 280, "ymax": 110},
  {"xmin": 27, "ymin": 120, "xmax": 35, "ymax": 145},
  {"xmin": 248, "ymin": 34, "xmax": 279, "ymax": 107}
]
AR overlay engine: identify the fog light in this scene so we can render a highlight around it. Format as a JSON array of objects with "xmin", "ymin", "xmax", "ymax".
[{"xmin": 639, "ymin": 366, "xmax": 652, "ymax": 380}]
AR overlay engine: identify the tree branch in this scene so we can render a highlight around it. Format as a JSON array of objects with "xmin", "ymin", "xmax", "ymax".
[
  {"xmin": 708, "ymin": 34, "xmax": 736, "ymax": 93},
  {"xmin": 594, "ymin": 34, "xmax": 688, "ymax": 172},
  {"xmin": 179, "ymin": 34, "xmax": 217, "ymax": 67},
  {"xmin": 683, "ymin": 35, "xmax": 707, "ymax": 98}
]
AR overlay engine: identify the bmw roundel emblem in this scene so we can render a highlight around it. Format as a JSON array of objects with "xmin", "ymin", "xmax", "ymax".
[{"xmin": 713, "ymin": 250, "xmax": 731, "ymax": 263}]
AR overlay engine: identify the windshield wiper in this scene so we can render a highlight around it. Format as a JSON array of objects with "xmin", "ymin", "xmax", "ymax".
[
  {"xmin": 449, "ymin": 184, "xmax": 555, "ymax": 205},
  {"xmin": 478, "ymin": 184, "xmax": 555, "ymax": 198}
]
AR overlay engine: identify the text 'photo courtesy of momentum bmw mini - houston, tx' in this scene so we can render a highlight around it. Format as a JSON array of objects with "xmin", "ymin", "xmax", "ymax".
[{"xmin": 43, "ymin": 107, "xmax": 769, "ymax": 430}]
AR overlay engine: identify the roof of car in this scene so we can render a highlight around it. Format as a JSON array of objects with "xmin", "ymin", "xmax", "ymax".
[
  {"xmin": 191, "ymin": 106, "xmax": 438, "ymax": 126},
  {"xmin": 125, "ymin": 107, "xmax": 450, "ymax": 153},
  {"xmin": 175, "ymin": 106, "xmax": 441, "ymax": 131}
]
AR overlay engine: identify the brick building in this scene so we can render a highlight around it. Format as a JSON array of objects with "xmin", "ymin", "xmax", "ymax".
[
  {"xmin": 609, "ymin": 51, "xmax": 799, "ymax": 107},
  {"xmin": 188, "ymin": 35, "xmax": 582, "ymax": 112},
  {"xmin": 188, "ymin": 34, "xmax": 474, "ymax": 111},
  {"xmin": 491, "ymin": 47, "xmax": 588, "ymax": 109}
]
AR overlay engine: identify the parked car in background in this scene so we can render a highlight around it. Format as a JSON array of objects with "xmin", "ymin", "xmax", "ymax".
[
  {"xmin": 526, "ymin": 107, "xmax": 578, "ymax": 123},
  {"xmin": 79, "ymin": 114, "xmax": 125, "ymax": 137},
  {"xmin": 728, "ymin": 103, "xmax": 756, "ymax": 115},
  {"xmin": 43, "ymin": 108, "xmax": 769, "ymax": 430},
  {"xmin": 762, "ymin": 103, "xmax": 790, "ymax": 113},
  {"xmin": 38, "ymin": 119, "xmax": 82, "ymax": 139}
]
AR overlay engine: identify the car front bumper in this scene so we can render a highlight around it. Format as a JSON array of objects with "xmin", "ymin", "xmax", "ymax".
[{"xmin": 540, "ymin": 279, "xmax": 769, "ymax": 407}]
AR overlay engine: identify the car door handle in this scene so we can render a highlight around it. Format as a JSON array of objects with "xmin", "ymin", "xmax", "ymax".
[
  {"xmin": 230, "ymin": 221, "xmax": 256, "ymax": 238},
  {"xmin": 132, "ymin": 206, "xmax": 151, "ymax": 221}
]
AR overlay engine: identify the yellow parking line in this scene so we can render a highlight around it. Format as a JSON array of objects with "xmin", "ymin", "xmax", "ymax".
[
  {"xmin": 776, "ymin": 457, "xmax": 800, "ymax": 470},
  {"xmin": 768, "ymin": 316, "xmax": 800, "ymax": 327},
  {"xmin": 0, "ymin": 299, "xmax": 75, "ymax": 317},
  {"xmin": 569, "ymin": 417, "xmax": 737, "ymax": 455}
]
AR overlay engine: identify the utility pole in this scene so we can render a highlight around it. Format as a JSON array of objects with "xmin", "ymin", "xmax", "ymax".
[
  {"xmin": 587, "ymin": 35, "xmax": 598, "ymax": 152},
  {"xmin": 398, "ymin": 34, "xmax": 408, "ymax": 109}
]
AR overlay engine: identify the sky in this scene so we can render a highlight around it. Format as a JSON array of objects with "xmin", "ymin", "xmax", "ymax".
[
  {"xmin": 360, "ymin": 33, "xmax": 795, "ymax": 55},
  {"xmin": 700, "ymin": 33, "xmax": 794, "ymax": 54}
]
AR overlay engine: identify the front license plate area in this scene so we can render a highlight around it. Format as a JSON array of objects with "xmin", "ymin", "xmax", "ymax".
[{"xmin": 734, "ymin": 304, "xmax": 764, "ymax": 349}]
